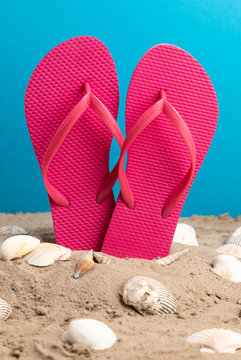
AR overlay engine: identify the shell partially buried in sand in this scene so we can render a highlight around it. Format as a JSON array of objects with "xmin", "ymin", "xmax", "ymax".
[
  {"xmin": 0, "ymin": 298, "xmax": 12, "ymax": 322},
  {"xmin": 61, "ymin": 319, "xmax": 116, "ymax": 350},
  {"xmin": 187, "ymin": 328, "xmax": 241, "ymax": 353},
  {"xmin": 156, "ymin": 249, "xmax": 189, "ymax": 266},
  {"xmin": 216, "ymin": 244, "xmax": 241, "ymax": 258},
  {"xmin": 0, "ymin": 225, "xmax": 27, "ymax": 236},
  {"xmin": 173, "ymin": 224, "xmax": 198, "ymax": 246},
  {"xmin": 225, "ymin": 227, "xmax": 241, "ymax": 247},
  {"xmin": 211, "ymin": 254, "xmax": 241, "ymax": 283},
  {"xmin": 119, "ymin": 276, "xmax": 177, "ymax": 315},
  {"xmin": 24, "ymin": 243, "xmax": 71, "ymax": 267},
  {"xmin": 0, "ymin": 235, "xmax": 40, "ymax": 261},
  {"xmin": 91, "ymin": 250, "xmax": 110, "ymax": 265},
  {"xmin": 73, "ymin": 252, "xmax": 94, "ymax": 279}
]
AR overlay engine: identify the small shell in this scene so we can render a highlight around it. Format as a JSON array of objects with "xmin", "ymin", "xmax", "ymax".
[
  {"xmin": 119, "ymin": 276, "xmax": 177, "ymax": 315},
  {"xmin": 61, "ymin": 319, "xmax": 116, "ymax": 350},
  {"xmin": 173, "ymin": 224, "xmax": 198, "ymax": 246},
  {"xmin": 187, "ymin": 328, "xmax": 241, "ymax": 353},
  {"xmin": 156, "ymin": 249, "xmax": 189, "ymax": 265},
  {"xmin": 0, "ymin": 298, "xmax": 12, "ymax": 322},
  {"xmin": 73, "ymin": 252, "xmax": 94, "ymax": 279},
  {"xmin": 225, "ymin": 227, "xmax": 241, "ymax": 247},
  {"xmin": 216, "ymin": 244, "xmax": 241, "ymax": 258},
  {"xmin": 0, "ymin": 225, "xmax": 27, "ymax": 236},
  {"xmin": 211, "ymin": 254, "xmax": 241, "ymax": 282},
  {"xmin": 91, "ymin": 250, "xmax": 110, "ymax": 265},
  {"xmin": 0, "ymin": 235, "xmax": 40, "ymax": 261},
  {"xmin": 24, "ymin": 243, "xmax": 71, "ymax": 267}
]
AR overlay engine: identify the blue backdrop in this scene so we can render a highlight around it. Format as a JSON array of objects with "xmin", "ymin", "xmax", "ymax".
[{"xmin": 0, "ymin": 0, "xmax": 240, "ymax": 216}]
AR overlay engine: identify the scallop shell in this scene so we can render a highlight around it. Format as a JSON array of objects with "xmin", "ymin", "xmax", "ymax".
[
  {"xmin": 216, "ymin": 244, "xmax": 241, "ymax": 258},
  {"xmin": 61, "ymin": 319, "xmax": 116, "ymax": 350},
  {"xmin": 173, "ymin": 224, "xmax": 198, "ymax": 246},
  {"xmin": 0, "ymin": 235, "xmax": 40, "ymax": 261},
  {"xmin": 119, "ymin": 276, "xmax": 177, "ymax": 315},
  {"xmin": 211, "ymin": 254, "xmax": 241, "ymax": 282},
  {"xmin": 0, "ymin": 298, "xmax": 12, "ymax": 322},
  {"xmin": 225, "ymin": 227, "xmax": 241, "ymax": 246},
  {"xmin": 0, "ymin": 225, "xmax": 27, "ymax": 236},
  {"xmin": 90, "ymin": 250, "xmax": 110, "ymax": 265},
  {"xmin": 156, "ymin": 249, "xmax": 189, "ymax": 265},
  {"xmin": 24, "ymin": 243, "xmax": 71, "ymax": 267},
  {"xmin": 187, "ymin": 328, "xmax": 241, "ymax": 353},
  {"xmin": 73, "ymin": 252, "xmax": 94, "ymax": 279}
]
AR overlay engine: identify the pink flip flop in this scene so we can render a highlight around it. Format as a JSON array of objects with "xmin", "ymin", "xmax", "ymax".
[
  {"xmin": 101, "ymin": 44, "xmax": 219, "ymax": 259},
  {"xmin": 25, "ymin": 36, "xmax": 123, "ymax": 251}
]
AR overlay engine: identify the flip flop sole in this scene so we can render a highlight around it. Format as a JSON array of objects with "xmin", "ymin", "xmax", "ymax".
[
  {"xmin": 25, "ymin": 36, "xmax": 119, "ymax": 250},
  {"xmin": 102, "ymin": 44, "xmax": 218, "ymax": 259}
]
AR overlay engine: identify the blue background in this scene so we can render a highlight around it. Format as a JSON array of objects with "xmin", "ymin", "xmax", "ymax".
[{"xmin": 0, "ymin": 0, "xmax": 240, "ymax": 216}]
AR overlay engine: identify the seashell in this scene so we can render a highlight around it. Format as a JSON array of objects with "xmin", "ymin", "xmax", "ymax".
[
  {"xmin": 216, "ymin": 244, "xmax": 241, "ymax": 258},
  {"xmin": 173, "ymin": 224, "xmax": 198, "ymax": 246},
  {"xmin": 73, "ymin": 252, "xmax": 94, "ymax": 279},
  {"xmin": 211, "ymin": 254, "xmax": 241, "ymax": 282},
  {"xmin": 24, "ymin": 243, "xmax": 71, "ymax": 267},
  {"xmin": 119, "ymin": 276, "xmax": 177, "ymax": 315},
  {"xmin": 90, "ymin": 250, "xmax": 110, "ymax": 264},
  {"xmin": 156, "ymin": 249, "xmax": 189, "ymax": 265},
  {"xmin": 0, "ymin": 235, "xmax": 40, "ymax": 261},
  {"xmin": 225, "ymin": 227, "xmax": 241, "ymax": 247},
  {"xmin": 187, "ymin": 328, "xmax": 241, "ymax": 353},
  {"xmin": 0, "ymin": 225, "xmax": 27, "ymax": 236},
  {"xmin": 61, "ymin": 319, "xmax": 116, "ymax": 350},
  {"xmin": 0, "ymin": 298, "xmax": 12, "ymax": 322}
]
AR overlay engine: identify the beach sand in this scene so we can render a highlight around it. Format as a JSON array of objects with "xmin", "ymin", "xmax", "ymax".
[{"xmin": 0, "ymin": 212, "xmax": 241, "ymax": 359}]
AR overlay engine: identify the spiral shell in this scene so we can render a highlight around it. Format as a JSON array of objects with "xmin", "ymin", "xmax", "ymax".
[
  {"xmin": 24, "ymin": 243, "xmax": 71, "ymax": 267},
  {"xmin": 173, "ymin": 224, "xmax": 198, "ymax": 246},
  {"xmin": 91, "ymin": 250, "xmax": 110, "ymax": 265},
  {"xmin": 119, "ymin": 276, "xmax": 177, "ymax": 315},
  {"xmin": 216, "ymin": 244, "xmax": 241, "ymax": 258},
  {"xmin": 62, "ymin": 319, "xmax": 116, "ymax": 350},
  {"xmin": 211, "ymin": 254, "xmax": 241, "ymax": 283},
  {"xmin": 0, "ymin": 235, "xmax": 40, "ymax": 261},
  {"xmin": 225, "ymin": 227, "xmax": 241, "ymax": 247},
  {"xmin": 73, "ymin": 252, "xmax": 94, "ymax": 279},
  {"xmin": 0, "ymin": 298, "xmax": 12, "ymax": 322},
  {"xmin": 188, "ymin": 328, "xmax": 241, "ymax": 353},
  {"xmin": 156, "ymin": 249, "xmax": 189, "ymax": 265}
]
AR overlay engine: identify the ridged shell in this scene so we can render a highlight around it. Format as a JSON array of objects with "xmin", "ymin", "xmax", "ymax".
[
  {"xmin": 156, "ymin": 249, "xmax": 189, "ymax": 265},
  {"xmin": 211, "ymin": 254, "xmax": 241, "ymax": 282},
  {"xmin": 225, "ymin": 227, "xmax": 241, "ymax": 246},
  {"xmin": 119, "ymin": 276, "xmax": 177, "ymax": 315},
  {"xmin": 0, "ymin": 225, "xmax": 27, "ymax": 236},
  {"xmin": 90, "ymin": 250, "xmax": 110, "ymax": 265},
  {"xmin": 24, "ymin": 243, "xmax": 71, "ymax": 267},
  {"xmin": 216, "ymin": 244, "xmax": 241, "ymax": 258},
  {"xmin": 187, "ymin": 328, "xmax": 241, "ymax": 353},
  {"xmin": 0, "ymin": 235, "xmax": 40, "ymax": 261},
  {"xmin": 73, "ymin": 252, "xmax": 94, "ymax": 279},
  {"xmin": 173, "ymin": 224, "xmax": 198, "ymax": 246},
  {"xmin": 61, "ymin": 319, "xmax": 116, "ymax": 350},
  {"xmin": 0, "ymin": 298, "xmax": 12, "ymax": 322}
]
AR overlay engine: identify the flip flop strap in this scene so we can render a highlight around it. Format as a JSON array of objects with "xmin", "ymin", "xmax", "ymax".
[
  {"xmin": 41, "ymin": 82, "xmax": 124, "ymax": 207},
  {"xmin": 118, "ymin": 90, "xmax": 196, "ymax": 218}
]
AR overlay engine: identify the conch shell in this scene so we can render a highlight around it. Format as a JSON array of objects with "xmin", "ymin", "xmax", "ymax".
[
  {"xmin": 156, "ymin": 249, "xmax": 189, "ymax": 265},
  {"xmin": 90, "ymin": 250, "xmax": 110, "ymax": 264},
  {"xmin": 73, "ymin": 252, "xmax": 94, "ymax": 279}
]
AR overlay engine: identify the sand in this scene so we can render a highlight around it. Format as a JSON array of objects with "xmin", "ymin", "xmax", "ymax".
[{"xmin": 0, "ymin": 212, "xmax": 241, "ymax": 360}]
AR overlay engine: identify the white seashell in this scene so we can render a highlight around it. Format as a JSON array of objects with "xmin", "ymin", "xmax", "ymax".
[
  {"xmin": 0, "ymin": 298, "xmax": 12, "ymax": 322},
  {"xmin": 61, "ymin": 319, "xmax": 116, "ymax": 350},
  {"xmin": 0, "ymin": 225, "xmax": 27, "ymax": 236},
  {"xmin": 187, "ymin": 328, "xmax": 241, "ymax": 353},
  {"xmin": 216, "ymin": 244, "xmax": 241, "ymax": 258},
  {"xmin": 225, "ymin": 227, "xmax": 241, "ymax": 247},
  {"xmin": 173, "ymin": 224, "xmax": 198, "ymax": 246},
  {"xmin": 119, "ymin": 276, "xmax": 177, "ymax": 315},
  {"xmin": 24, "ymin": 243, "xmax": 71, "ymax": 267},
  {"xmin": 0, "ymin": 235, "xmax": 40, "ymax": 261},
  {"xmin": 211, "ymin": 254, "xmax": 241, "ymax": 283},
  {"xmin": 156, "ymin": 249, "xmax": 189, "ymax": 265}
]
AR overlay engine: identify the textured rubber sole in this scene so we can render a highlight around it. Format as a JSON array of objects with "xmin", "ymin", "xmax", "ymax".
[
  {"xmin": 25, "ymin": 36, "xmax": 119, "ymax": 251},
  {"xmin": 102, "ymin": 44, "xmax": 219, "ymax": 259}
]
